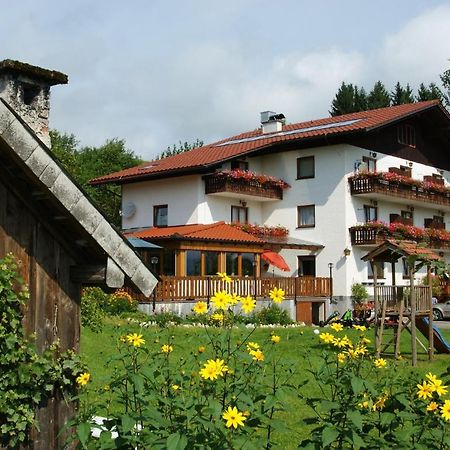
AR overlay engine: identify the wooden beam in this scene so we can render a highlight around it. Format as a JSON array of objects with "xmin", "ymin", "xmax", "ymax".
[{"xmin": 70, "ymin": 265, "xmax": 106, "ymax": 284}]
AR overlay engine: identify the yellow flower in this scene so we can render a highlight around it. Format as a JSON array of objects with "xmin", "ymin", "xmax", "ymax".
[
  {"xmin": 362, "ymin": 337, "xmax": 371, "ymax": 344},
  {"xmin": 337, "ymin": 352, "xmax": 346, "ymax": 363},
  {"xmin": 193, "ymin": 301, "xmax": 208, "ymax": 314},
  {"xmin": 103, "ymin": 384, "xmax": 110, "ymax": 391},
  {"xmin": 372, "ymin": 393, "xmax": 388, "ymax": 411},
  {"xmin": 249, "ymin": 349, "xmax": 265, "ymax": 362},
  {"xmin": 171, "ymin": 384, "xmax": 181, "ymax": 391},
  {"xmin": 428, "ymin": 379, "xmax": 448, "ymax": 397},
  {"xmin": 229, "ymin": 293, "xmax": 241, "ymax": 305},
  {"xmin": 319, "ymin": 332, "xmax": 335, "ymax": 344},
  {"xmin": 353, "ymin": 324, "xmax": 367, "ymax": 332},
  {"xmin": 199, "ymin": 359, "xmax": 228, "ymax": 381},
  {"xmin": 223, "ymin": 406, "xmax": 246, "ymax": 429},
  {"xmin": 359, "ymin": 400, "xmax": 370, "ymax": 409},
  {"xmin": 198, "ymin": 345, "xmax": 206, "ymax": 353},
  {"xmin": 355, "ymin": 345, "xmax": 368, "ymax": 356},
  {"xmin": 417, "ymin": 381, "xmax": 433, "ymax": 400},
  {"xmin": 246, "ymin": 342, "xmax": 260, "ymax": 351},
  {"xmin": 241, "ymin": 295, "xmax": 256, "ymax": 314},
  {"xmin": 211, "ymin": 312, "xmax": 224, "ymax": 323},
  {"xmin": 217, "ymin": 272, "xmax": 232, "ymax": 283},
  {"xmin": 269, "ymin": 287, "xmax": 285, "ymax": 304},
  {"xmin": 427, "ymin": 401, "xmax": 439, "ymax": 412},
  {"xmin": 333, "ymin": 335, "xmax": 352, "ymax": 349},
  {"xmin": 374, "ymin": 358, "xmax": 387, "ymax": 369},
  {"xmin": 271, "ymin": 335, "xmax": 281, "ymax": 344},
  {"xmin": 426, "ymin": 372, "xmax": 439, "ymax": 384},
  {"xmin": 161, "ymin": 344, "xmax": 173, "ymax": 353},
  {"xmin": 211, "ymin": 290, "xmax": 231, "ymax": 310},
  {"xmin": 441, "ymin": 399, "xmax": 450, "ymax": 422},
  {"xmin": 126, "ymin": 333, "xmax": 145, "ymax": 347},
  {"xmin": 76, "ymin": 372, "xmax": 90, "ymax": 386},
  {"xmin": 345, "ymin": 348, "xmax": 359, "ymax": 359},
  {"xmin": 330, "ymin": 323, "xmax": 344, "ymax": 332}
]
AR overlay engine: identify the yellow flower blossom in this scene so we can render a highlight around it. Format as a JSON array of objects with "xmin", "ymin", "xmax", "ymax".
[
  {"xmin": 211, "ymin": 312, "xmax": 224, "ymax": 323},
  {"xmin": 417, "ymin": 381, "xmax": 433, "ymax": 400},
  {"xmin": 362, "ymin": 337, "xmax": 371, "ymax": 344},
  {"xmin": 161, "ymin": 344, "xmax": 173, "ymax": 354},
  {"xmin": 319, "ymin": 332, "xmax": 335, "ymax": 344},
  {"xmin": 374, "ymin": 358, "xmax": 387, "ymax": 369},
  {"xmin": 223, "ymin": 406, "xmax": 246, "ymax": 429},
  {"xmin": 126, "ymin": 333, "xmax": 145, "ymax": 347},
  {"xmin": 211, "ymin": 290, "xmax": 231, "ymax": 310},
  {"xmin": 198, "ymin": 346, "xmax": 206, "ymax": 353},
  {"xmin": 192, "ymin": 301, "xmax": 208, "ymax": 314},
  {"xmin": 199, "ymin": 359, "xmax": 228, "ymax": 381},
  {"xmin": 241, "ymin": 295, "xmax": 256, "ymax": 314},
  {"xmin": 337, "ymin": 352, "xmax": 346, "ymax": 363},
  {"xmin": 330, "ymin": 323, "xmax": 344, "ymax": 332},
  {"xmin": 269, "ymin": 287, "xmax": 285, "ymax": 304},
  {"xmin": 246, "ymin": 342, "xmax": 260, "ymax": 351},
  {"xmin": 171, "ymin": 384, "xmax": 181, "ymax": 391},
  {"xmin": 229, "ymin": 293, "xmax": 241, "ymax": 305},
  {"xmin": 249, "ymin": 349, "xmax": 265, "ymax": 362},
  {"xmin": 271, "ymin": 334, "xmax": 281, "ymax": 344},
  {"xmin": 333, "ymin": 335, "xmax": 352, "ymax": 349},
  {"xmin": 427, "ymin": 401, "xmax": 439, "ymax": 412},
  {"xmin": 217, "ymin": 272, "xmax": 232, "ymax": 283},
  {"xmin": 76, "ymin": 372, "xmax": 90, "ymax": 386},
  {"xmin": 426, "ymin": 372, "xmax": 438, "ymax": 383},
  {"xmin": 428, "ymin": 379, "xmax": 448, "ymax": 397},
  {"xmin": 372, "ymin": 393, "xmax": 388, "ymax": 411},
  {"xmin": 441, "ymin": 399, "xmax": 450, "ymax": 422},
  {"xmin": 353, "ymin": 324, "xmax": 367, "ymax": 332}
]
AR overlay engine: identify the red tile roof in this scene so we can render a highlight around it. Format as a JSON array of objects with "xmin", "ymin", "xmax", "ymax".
[
  {"xmin": 126, "ymin": 222, "xmax": 264, "ymax": 244},
  {"xmin": 362, "ymin": 239, "xmax": 441, "ymax": 261},
  {"xmin": 92, "ymin": 101, "xmax": 444, "ymax": 185}
]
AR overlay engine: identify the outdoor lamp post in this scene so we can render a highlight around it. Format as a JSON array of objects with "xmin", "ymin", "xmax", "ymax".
[{"xmin": 328, "ymin": 262, "xmax": 334, "ymax": 304}]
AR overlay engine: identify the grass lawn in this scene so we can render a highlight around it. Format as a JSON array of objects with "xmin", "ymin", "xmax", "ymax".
[{"xmin": 81, "ymin": 318, "xmax": 450, "ymax": 448}]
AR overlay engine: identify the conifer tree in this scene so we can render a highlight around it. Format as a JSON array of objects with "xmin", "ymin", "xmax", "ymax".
[
  {"xmin": 416, "ymin": 82, "xmax": 443, "ymax": 101},
  {"xmin": 390, "ymin": 82, "xmax": 414, "ymax": 105},
  {"xmin": 354, "ymin": 86, "xmax": 368, "ymax": 111},
  {"xmin": 367, "ymin": 81, "xmax": 391, "ymax": 109},
  {"xmin": 330, "ymin": 82, "xmax": 356, "ymax": 116}
]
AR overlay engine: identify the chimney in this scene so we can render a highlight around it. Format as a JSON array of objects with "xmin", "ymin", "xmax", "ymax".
[
  {"xmin": 0, "ymin": 59, "xmax": 68, "ymax": 147},
  {"xmin": 260, "ymin": 111, "xmax": 285, "ymax": 134}
]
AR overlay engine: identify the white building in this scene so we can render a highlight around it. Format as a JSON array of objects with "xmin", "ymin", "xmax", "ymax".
[{"xmin": 93, "ymin": 101, "xmax": 450, "ymax": 314}]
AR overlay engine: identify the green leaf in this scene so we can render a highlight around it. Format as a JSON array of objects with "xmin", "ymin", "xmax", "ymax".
[
  {"xmin": 350, "ymin": 377, "xmax": 365, "ymax": 395},
  {"xmin": 166, "ymin": 432, "xmax": 188, "ymax": 450},
  {"xmin": 76, "ymin": 422, "xmax": 91, "ymax": 448},
  {"xmin": 120, "ymin": 414, "xmax": 135, "ymax": 433},
  {"xmin": 347, "ymin": 410, "xmax": 363, "ymax": 431},
  {"xmin": 322, "ymin": 426, "xmax": 339, "ymax": 447},
  {"xmin": 351, "ymin": 430, "xmax": 366, "ymax": 449}
]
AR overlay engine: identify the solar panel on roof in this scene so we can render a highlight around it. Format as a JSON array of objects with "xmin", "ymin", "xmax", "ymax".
[{"xmin": 216, "ymin": 118, "xmax": 363, "ymax": 147}]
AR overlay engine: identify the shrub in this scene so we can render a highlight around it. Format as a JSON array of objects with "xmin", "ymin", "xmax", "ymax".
[
  {"xmin": 81, "ymin": 289, "xmax": 105, "ymax": 332},
  {"xmin": 351, "ymin": 283, "xmax": 369, "ymax": 303},
  {"xmin": 246, "ymin": 304, "xmax": 293, "ymax": 325}
]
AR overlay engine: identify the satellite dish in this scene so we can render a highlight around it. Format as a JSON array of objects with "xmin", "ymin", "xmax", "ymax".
[{"xmin": 122, "ymin": 201, "xmax": 136, "ymax": 219}]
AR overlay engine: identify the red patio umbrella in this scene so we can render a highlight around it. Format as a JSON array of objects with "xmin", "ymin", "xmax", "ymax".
[{"xmin": 261, "ymin": 251, "xmax": 290, "ymax": 272}]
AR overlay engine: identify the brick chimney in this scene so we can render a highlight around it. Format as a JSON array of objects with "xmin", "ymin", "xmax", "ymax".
[{"xmin": 0, "ymin": 59, "xmax": 68, "ymax": 147}]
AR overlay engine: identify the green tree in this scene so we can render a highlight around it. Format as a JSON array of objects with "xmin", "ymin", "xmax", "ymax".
[
  {"xmin": 390, "ymin": 82, "xmax": 414, "ymax": 105},
  {"xmin": 50, "ymin": 132, "xmax": 142, "ymax": 225},
  {"xmin": 416, "ymin": 82, "xmax": 443, "ymax": 101},
  {"xmin": 155, "ymin": 138, "xmax": 203, "ymax": 160},
  {"xmin": 367, "ymin": 81, "xmax": 391, "ymax": 109},
  {"xmin": 330, "ymin": 82, "xmax": 356, "ymax": 116},
  {"xmin": 354, "ymin": 86, "xmax": 368, "ymax": 112},
  {"xmin": 440, "ymin": 65, "xmax": 450, "ymax": 108}
]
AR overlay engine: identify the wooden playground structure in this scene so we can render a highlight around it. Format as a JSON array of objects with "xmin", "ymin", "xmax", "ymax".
[{"xmin": 362, "ymin": 240, "xmax": 441, "ymax": 366}]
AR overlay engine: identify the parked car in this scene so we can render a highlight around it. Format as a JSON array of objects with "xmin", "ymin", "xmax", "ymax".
[{"xmin": 433, "ymin": 301, "xmax": 450, "ymax": 321}]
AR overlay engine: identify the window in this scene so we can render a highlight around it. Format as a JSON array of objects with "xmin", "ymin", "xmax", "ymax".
[
  {"xmin": 153, "ymin": 204, "xmax": 168, "ymax": 227},
  {"xmin": 298, "ymin": 256, "xmax": 316, "ymax": 276},
  {"xmin": 231, "ymin": 205, "xmax": 248, "ymax": 224},
  {"xmin": 23, "ymin": 84, "xmax": 41, "ymax": 106},
  {"xmin": 368, "ymin": 261, "xmax": 385, "ymax": 279},
  {"xmin": 362, "ymin": 156, "xmax": 376, "ymax": 172},
  {"xmin": 397, "ymin": 124, "xmax": 416, "ymax": 148},
  {"xmin": 204, "ymin": 252, "xmax": 219, "ymax": 275},
  {"xmin": 163, "ymin": 249, "xmax": 176, "ymax": 276},
  {"xmin": 401, "ymin": 210, "xmax": 413, "ymax": 225},
  {"xmin": 402, "ymin": 258, "xmax": 412, "ymax": 279},
  {"xmin": 186, "ymin": 250, "xmax": 201, "ymax": 276},
  {"xmin": 364, "ymin": 205, "xmax": 377, "ymax": 223},
  {"xmin": 241, "ymin": 253, "xmax": 256, "ymax": 276},
  {"xmin": 231, "ymin": 159, "xmax": 249, "ymax": 171},
  {"xmin": 297, "ymin": 205, "xmax": 315, "ymax": 228},
  {"xmin": 297, "ymin": 156, "xmax": 315, "ymax": 179},
  {"xmin": 226, "ymin": 252, "xmax": 239, "ymax": 276}
]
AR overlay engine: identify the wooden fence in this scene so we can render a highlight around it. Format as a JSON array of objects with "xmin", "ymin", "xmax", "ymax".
[
  {"xmin": 376, "ymin": 285, "xmax": 430, "ymax": 314},
  {"xmin": 130, "ymin": 275, "xmax": 331, "ymax": 302}
]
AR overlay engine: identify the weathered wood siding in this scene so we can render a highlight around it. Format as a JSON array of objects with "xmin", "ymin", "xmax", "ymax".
[{"xmin": 0, "ymin": 179, "xmax": 80, "ymax": 449}]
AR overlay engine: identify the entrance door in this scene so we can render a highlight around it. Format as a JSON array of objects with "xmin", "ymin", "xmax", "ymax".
[{"xmin": 298, "ymin": 256, "xmax": 316, "ymax": 276}]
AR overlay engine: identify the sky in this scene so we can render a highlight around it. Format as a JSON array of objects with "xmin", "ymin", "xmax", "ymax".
[{"xmin": 1, "ymin": 1, "xmax": 449, "ymax": 160}]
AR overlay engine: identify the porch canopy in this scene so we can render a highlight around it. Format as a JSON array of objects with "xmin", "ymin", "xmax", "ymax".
[{"xmin": 361, "ymin": 239, "xmax": 440, "ymax": 365}]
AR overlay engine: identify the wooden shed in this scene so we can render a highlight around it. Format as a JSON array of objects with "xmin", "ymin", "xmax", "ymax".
[{"xmin": 0, "ymin": 62, "xmax": 156, "ymax": 449}]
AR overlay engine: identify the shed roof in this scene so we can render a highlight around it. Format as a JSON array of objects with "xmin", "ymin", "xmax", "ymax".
[
  {"xmin": 91, "ymin": 100, "xmax": 447, "ymax": 185},
  {"xmin": 361, "ymin": 239, "xmax": 441, "ymax": 263},
  {"xmin": 0, "ymin": 98, "xmax": 156, "ymax": 297}
]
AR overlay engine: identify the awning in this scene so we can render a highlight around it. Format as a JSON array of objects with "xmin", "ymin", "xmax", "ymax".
[
  {"xmin": 261, "ymin": 251, "xmax": 290, "ymax": 271},
  {"xmin": 127, "ymin": 237, "xmax": 162, "ymax": 249}
]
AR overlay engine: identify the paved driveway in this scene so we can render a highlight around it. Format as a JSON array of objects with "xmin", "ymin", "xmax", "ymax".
[{"xmin": 435, "ymin": 320, "xmax": 450, "ymax": 330}]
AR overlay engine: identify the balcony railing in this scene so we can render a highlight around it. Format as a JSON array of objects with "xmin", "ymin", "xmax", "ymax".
[
  {"xmin": 128, "ymin": 275, "xmax": 330, "ymax": 302},
  {"xmin": 349, "ymin": 174, "xmax": 450, "ymax": 208},
  {"xmin": 204, "ymin": 174, "xmax": 283, "ymax": 200},
  {"xmin": 349, "ymin": 223, "xmax": 450, "ymax": 249},
  {"xmin": 376, "ymin": 285, "xmax": 430, "ymax": 314}
]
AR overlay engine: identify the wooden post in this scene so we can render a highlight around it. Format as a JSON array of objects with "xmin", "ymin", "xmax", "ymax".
[
  {"xmin": 372, "ymin": 260, "xmax": 381, "ymax": 357},
  {"xmin": 427, "ymin": 266, "xmax": 434, "ymax": 361},
  {"xmin": 410, "ymin": 266, "xmax": 417, "ymax": 366}
]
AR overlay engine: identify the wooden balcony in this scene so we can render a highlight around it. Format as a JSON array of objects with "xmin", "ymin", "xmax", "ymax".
[
  {"xmin": 204, "ymin": 174, "xmax": 283, "ymax": 201},
  {"xmin": 129, "ymin": 275, "xmax": 331, "ymax": 302},
  {"xmin": 349, "ymin": 175, "xmax": 450, "ymax": 210},
  {"xmin": 376, "ymin": 285, "xmax": 430, "ymax": 315},
  {"xmin": 349, "ymin": 224, "xmax": 450, "ymax": 250}
]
